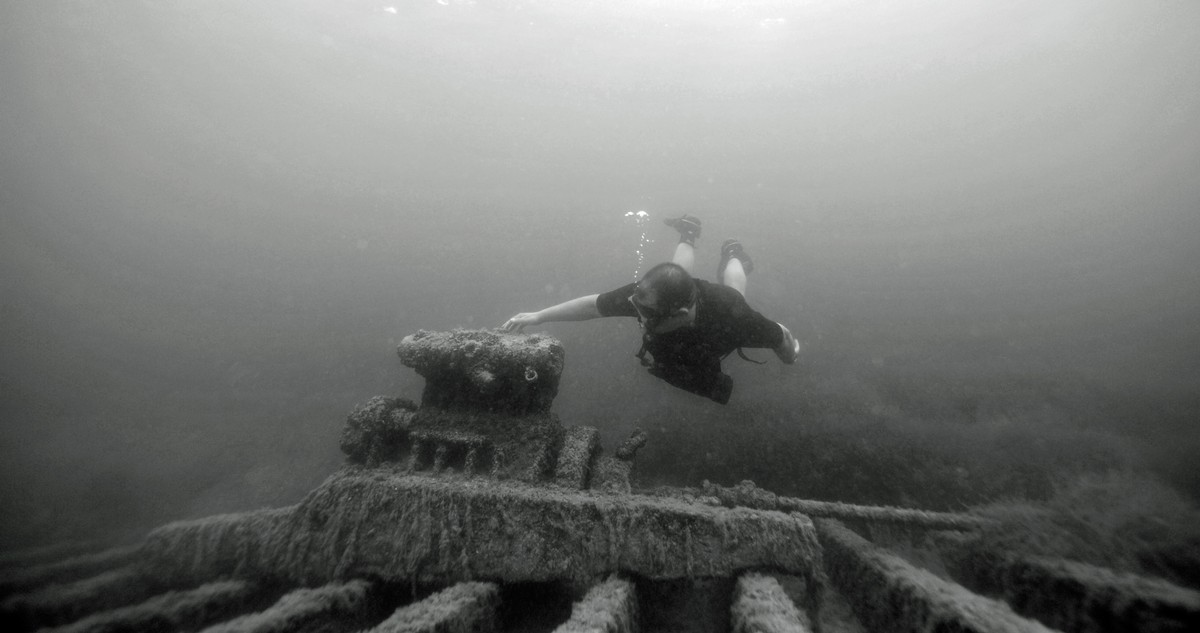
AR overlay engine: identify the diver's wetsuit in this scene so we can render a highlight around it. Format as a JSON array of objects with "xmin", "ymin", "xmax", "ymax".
[{"xmin": 596, "ymin": 279, "xmax": 785, "ymax": 404}]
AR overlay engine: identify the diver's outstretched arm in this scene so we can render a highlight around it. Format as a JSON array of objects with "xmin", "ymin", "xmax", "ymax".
[{"xmin": 502, "ymin": 294, "xmax": 602, "ymax": 332}]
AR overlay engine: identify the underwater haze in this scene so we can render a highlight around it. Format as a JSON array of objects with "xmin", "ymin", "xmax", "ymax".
[{"xmin": 2, "ymin": 0, "xmax": 1199, "ymax": 548}]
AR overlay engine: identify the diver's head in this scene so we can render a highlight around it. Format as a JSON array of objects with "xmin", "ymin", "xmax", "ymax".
[{"xmin": 631, "ymin": 262, "xmax": 698, "ymax": 333}]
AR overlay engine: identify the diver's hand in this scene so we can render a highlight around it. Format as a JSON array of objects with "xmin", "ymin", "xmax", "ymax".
[
  {"xmin": 775, "ymin": 324, "xmax": 800, "ymax": 365},
  {"xmin": 502, "ymin": 312, "xmax": 541, "ymax": 333}
]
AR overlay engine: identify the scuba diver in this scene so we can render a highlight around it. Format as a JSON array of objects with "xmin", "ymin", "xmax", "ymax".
[{"xmin": 502, "ymin": 215, "xmax": 800, "ymax": 404}]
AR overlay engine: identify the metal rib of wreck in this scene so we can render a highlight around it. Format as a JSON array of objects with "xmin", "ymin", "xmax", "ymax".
[{"xmin": 2, "ymin": 329, "xmax": 1198, "ymax": 633}]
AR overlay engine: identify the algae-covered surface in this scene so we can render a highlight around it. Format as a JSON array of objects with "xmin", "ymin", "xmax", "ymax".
[
  {"xmin": 731, "ymin": 573, "xmax": 811, "ymax": 633},
  {"xmin": 817, "ymin": 518, "xmax": 1054, "ymax": 633},
  {"xmin": 143, "ymin": 468, "xmax": 823, "ymax": 587},
  {"xmin": 941, "ymin": 539, "xmax": 1200, "ymax": 633},
  {"xmin": 7, "ymin": 325, "xmax": 1198, "ymax": 632},
  {"xmin": 45, "ymin": 580, "xmax": 270, "ymax": 633},
  {"xmin": 368, "ymin": 581, "xmax": 498, "ymax": 633},
  {"xmin": 198, "ymin": 580, "xmax": 382, "ymax": 633},
  {"xmin": 555, "ymin": 576, "xmax": 637, "ymax": 633},
  {"xmin": 397, "ymin": 330, "xmax": 565, "ymax": 415}
]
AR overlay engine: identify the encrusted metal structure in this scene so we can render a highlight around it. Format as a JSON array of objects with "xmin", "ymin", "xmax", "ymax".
[{"xmin": 2, "ymin": 329, "xmax": 1197, "ymax": 633}]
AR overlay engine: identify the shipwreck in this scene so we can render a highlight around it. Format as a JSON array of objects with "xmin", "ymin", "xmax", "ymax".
[{"xmin": 1, "ymin": 329, "xmax": 1198, "ymax": 632}]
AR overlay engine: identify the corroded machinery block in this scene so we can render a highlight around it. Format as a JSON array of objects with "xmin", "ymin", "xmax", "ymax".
[
  {"xmin": 397, "ymin": 329, "xmax": 564, "ymax": 415},
  {"xmin": 139, "ymin": 469, "xmax": 823, "ymax": 589},
  {"xmin": 413, "ymin": 414, "xmax": 561, "ymax": 483},
  {"xmin": 341, "ymin": 396, "xmax": 418, "ymax": 467},
  {"xmin": 374, "ymin": 330, "xmax": 570, "ymax": 482},
  {"xmin": 340, "ymin": 397, "xmax": 564, "ymax": 482},
  {"xmin": 404, "ymin": 410, "xmax": 564, "ymax": 482},
  {"xmin": 815, "ymin": 519, "xmax": 1053, "ymax": 633},
  {"xmin": 344, "ymin": 331, "xmax": 646, "ymax": 489}
]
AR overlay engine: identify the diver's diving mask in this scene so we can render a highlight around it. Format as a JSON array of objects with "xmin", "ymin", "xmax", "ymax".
[{"xmin": 629, "ymin": 292, "xmax": 696, "ymax": 333}]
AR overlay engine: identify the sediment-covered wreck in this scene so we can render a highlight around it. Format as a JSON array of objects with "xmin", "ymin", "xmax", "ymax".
[{"xmin": 2, "ymin": 329, "xmax": 1198, "ymax": 632}]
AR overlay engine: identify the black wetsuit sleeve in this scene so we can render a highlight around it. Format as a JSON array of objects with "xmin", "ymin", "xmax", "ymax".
[
  {"xmin": 595, "ymin": 282, "xmax": 639, "ymax": 317},
  {"xmin": 727, "ymin": 292, "xmax": 785, "ymax": 349}
]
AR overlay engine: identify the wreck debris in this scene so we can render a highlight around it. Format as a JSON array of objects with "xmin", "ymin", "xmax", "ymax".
[
  {"xmin": 816, "ymin": 518, "xmax": 1054, "ymax": 633},
  {"xmin": 137, "ymin": 470, "xmax": 822, "ymax": 587},
  {"xmin": 44, "ymin": 580, "xmax": 269, "ymax": 633},
  {"xmin": 385, "ymin": 331, "xmax": 571, "ymax": 483},
  {"xmin": 340, "ymin": 396, "xmax": 417, "ymax": 467},
  {"xmin": 555, "ymin": 426, "xmax": 601, "ymax": 490},
  {"xmin": 0, "ymin": 542, "xmax": 108, "ymax": 573},
  {"xmin": 732, "ymin": 573, "xmax": 811, "ymax": 633},
  {"xmin": 0, "ymin": 546, "xmax": 140, "ymax": 597},
  {"xmin": 704, "ymin": 479, "xmax": 990, "ymax": 531},
  {"xmin": 615, "ymin": 429, "xmax": 648, "ymax": 460},
  {"xmin": 937, "ymin": 533, "xmax": 1200, "ymax": 633},
  {"xmin": 367, "ymin": 582, "xmax": 499, "ymax": 633},
  {"xmin": 201, "ymin": 580, "xmax": 384, "ymax": 633},
  {"xmin": 555, "ymin": 576, "xmax": 637, "ymax": 633},
  {"xmin": 397, "ymin": 329, "xmax": 563, "ymax": 415},
  {"xmin": 0, "ymin": 566, "xmax": 157, "ymax": 630},
  {"xmin": 3, "ymin": 328, "xmax": 1198, "ymax": 632}
]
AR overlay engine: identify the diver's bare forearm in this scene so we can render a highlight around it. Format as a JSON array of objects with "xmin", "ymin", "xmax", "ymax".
[
  {"xmin": 536, "ymin": 294, "xmax": 601, "ymax": 322},
  {"xmin": 502, "ymin": 294, "xmax": 600, "ymax": 332}
]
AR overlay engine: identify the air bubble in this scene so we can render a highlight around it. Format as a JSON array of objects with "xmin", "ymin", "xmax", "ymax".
[{"xmin": 624, "ymin": 210, "xmax": 653, "ymax": 280}]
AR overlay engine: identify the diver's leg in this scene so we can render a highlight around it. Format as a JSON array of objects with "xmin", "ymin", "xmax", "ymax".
[
  {"xmin": 722, "ymin": 257, "xmax": 747, "ymax": 296},
  {"xmin": 718, "ymin": 239, "xmax": 754, "ymax": 297},
  {"xmin": 664, "ymin": 214, "xmax": 702, "ymax": 275},
  {"xmin": 673, "ymin": 242, "xmax": 695, "ymax": 274}
]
